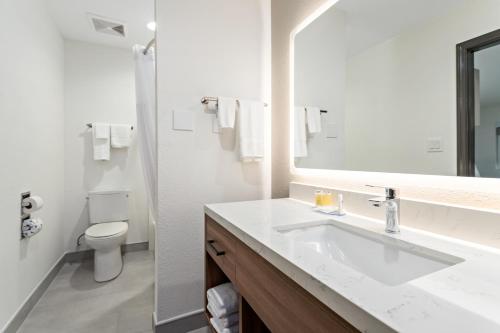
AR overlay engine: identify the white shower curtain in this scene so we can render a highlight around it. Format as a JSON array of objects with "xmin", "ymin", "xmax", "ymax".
[{"xmin": 133, "ymin": 45, "xmax": 158, "ymax": 220}]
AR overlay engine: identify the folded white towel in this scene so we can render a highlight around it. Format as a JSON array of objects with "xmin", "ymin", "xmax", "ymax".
[
  {"xmin": 217, "ymin": 97, "xmax": 237, "ymax": 129},
  {"xmin": 207, "ymin": 293, "xmax": 238, "ymax": 318},
  {"xmin": 238, "ymin": 100, "xmax": 264, "ymax": 162},
  {"xmin": 306, "ymin": 106, "xmax": 322, "ymax": 134},
  {"xmin": 210, "ymin": 318, "xmax": 239, "ymax": 333},
  {"xmin": 207, "ymin": 283, "xmax": 238, "ymax": 317},
  {"xmin": 111, "ymin": 124, "xmax": 132, "ymax": 148},
  {"xmin": 92, "ymin": 123, "xmax": 110, "ymax": 161},
  {"xmin": 207, "ymin": 302, "xmax": 239, "ymax": 326},
  {"xmin": 212, "ymin": 315, "xmax": 239, "ymax": 330},
  {"xmin": 294, "ymin": 106, "xmax": 307, "ymax": 157}
]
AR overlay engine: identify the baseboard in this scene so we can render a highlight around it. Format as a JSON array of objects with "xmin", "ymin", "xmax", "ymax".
[
  {"xmin": 65, "ymin": 248, "xmax": 94, "ymax": 263},
  {"xmin": 123, "ymin": 241, "xmax": 150, "ymax": 253},
  {"xmin": 2, "ymin": 253, "xmax": 66, "ymax": 333},
  {"xmin": 154, "ymin": 309, "xmax": 207, "ymax": 333},
  {"xmin": 65, "ymin": 241, "xmax": 150, "ymax": 263},
  {"xmin": 2, "ymin": 242, "xmax": 150, "ymax": 333}
]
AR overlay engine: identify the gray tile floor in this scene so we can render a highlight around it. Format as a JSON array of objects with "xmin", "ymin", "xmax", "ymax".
[{"xmin": 18, "ymin": 250, "xmax": 154, "ymax": 333}]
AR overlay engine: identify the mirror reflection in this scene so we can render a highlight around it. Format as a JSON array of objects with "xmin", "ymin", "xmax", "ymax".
[{"xmin": 293, "ymin": 0, "xmax": 500, "ymax": 178}]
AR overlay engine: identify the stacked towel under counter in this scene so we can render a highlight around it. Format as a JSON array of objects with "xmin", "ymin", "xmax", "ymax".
[{"xmin": 207, "ymin": 282, "xmax": 239, "ymax": 333}]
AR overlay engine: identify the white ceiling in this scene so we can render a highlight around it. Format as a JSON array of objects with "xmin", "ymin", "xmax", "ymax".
[
  {"xmin": 475, "ymin": 45, "xmax": 500, "ymax": 108},
  {"xmin": 334, "ymin": 0, "xmax": 467, "ymax": 56},
  {"xmin": 46, "ymin": 0, "xmax": 154, "ymax": 50}
]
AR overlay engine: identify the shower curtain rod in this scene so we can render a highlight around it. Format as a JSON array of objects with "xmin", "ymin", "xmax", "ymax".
[{"xmin": 144, "ymin": 38, "xmax": 155, "ymax": 55}]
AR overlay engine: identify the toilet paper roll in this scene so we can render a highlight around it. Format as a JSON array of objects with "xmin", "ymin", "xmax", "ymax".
[
  {"xmin": 22, "ymin": 196, "xmax": 44, "ymax": 214},
  {"xmin": 22, "ymin": 218, "xmax": 43, "ymax": 238}
]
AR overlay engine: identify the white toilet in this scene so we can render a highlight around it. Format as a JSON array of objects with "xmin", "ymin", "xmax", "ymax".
[{"xmin": 85, "ymin": 190, "xmax": 129, "ymax": 282}]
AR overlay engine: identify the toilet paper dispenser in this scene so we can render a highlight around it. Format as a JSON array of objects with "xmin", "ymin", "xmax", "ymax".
[{"xmin": 20, "ymin": 191, "xmax": 44, "ymax": 239}]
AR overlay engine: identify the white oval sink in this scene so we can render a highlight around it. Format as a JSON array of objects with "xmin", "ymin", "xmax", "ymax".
[{"xmin": 275, "ymin": 219, "xmax": 464, "ymax": 286}]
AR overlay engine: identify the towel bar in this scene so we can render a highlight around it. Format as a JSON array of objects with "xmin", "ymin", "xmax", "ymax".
[
  {"xmin": 86, "ymin": 123, "xmax": 134, "ymax": 130},
  {"xmin": 201, "ymin": 96, "xmax": 268, "ymax": 107},
  {"xmin": 200, "ymin": 96, "xmax": 328, "ymax": 113}
]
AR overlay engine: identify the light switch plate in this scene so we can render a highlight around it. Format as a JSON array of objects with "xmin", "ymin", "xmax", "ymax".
[
  {"xmin": 427, "ymin": 137, "xmax": 443, "ymax": 152},
  {"xmin": 326, "ymin": 123, "xmax": 338, "ymax": 138},
  {"xmin": 173, "ymin": 110, "xmax": 194, "ymax": 131}
]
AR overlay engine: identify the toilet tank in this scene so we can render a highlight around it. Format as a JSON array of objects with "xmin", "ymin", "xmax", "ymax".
[{"xmin": 88, "ymin": 190, "xmax": 130, "ymax": 224}]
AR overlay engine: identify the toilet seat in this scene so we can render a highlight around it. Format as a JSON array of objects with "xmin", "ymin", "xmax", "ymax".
[{"xmin": 85, "ymin": 222, "xmax": 128, "ymax": 239}]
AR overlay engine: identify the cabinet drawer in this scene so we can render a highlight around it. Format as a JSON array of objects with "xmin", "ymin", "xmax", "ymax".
[
  {"xmin": 205, "ymin": 216, "xmax": 237, "ymax": 281},
  {"xmin": 235, "ymin": 241, "xmax": 359, "ymax": 333}
]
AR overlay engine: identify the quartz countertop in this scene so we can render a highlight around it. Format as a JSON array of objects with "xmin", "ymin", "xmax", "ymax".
[{"xmin": 205, "ymin": 198, "xmax": 500, "ymax": 333}]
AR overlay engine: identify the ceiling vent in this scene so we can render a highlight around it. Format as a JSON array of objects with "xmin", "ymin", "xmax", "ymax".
[{"xmin": 88, "ymin": 14, "xmax": 126, "ymax": 38}]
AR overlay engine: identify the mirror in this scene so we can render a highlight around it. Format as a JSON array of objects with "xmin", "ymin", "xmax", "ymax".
[{"xmin": 292, "ymin": 0, "xmax": 500, "ymax": 177}]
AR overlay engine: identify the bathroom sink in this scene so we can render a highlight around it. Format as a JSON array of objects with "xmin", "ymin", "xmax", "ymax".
[{"xmin": 275, "ymin": 220, "xmax": 464, "ymax": 286}]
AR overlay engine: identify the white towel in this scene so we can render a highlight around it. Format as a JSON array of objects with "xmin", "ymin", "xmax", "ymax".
[
  {"xmin": 238, "ymin": 100, "xmax": 264, "ymax": 162},
  {"xmin": 212, "ymin": 315, "xmax": 239, "ymax": 329},
  {"xmin": 207, "ymin": 302, "xmax": 239, "ymax": 326},
  {"xmin": 306, "ymin": 106, "xmax": 322, "ymax": 134},
  {"xmin": 294, "ymin": 106, "xmax": 307, "ymax": 157},
  {"xmin": 94, "ymin": 122, "xmax": 110, "ymax": 139},
  {"xmin": 207, "ymin": 293, "xmax": 238, "ymax": 318},
  {"xmin": 210, "ymin": 318, "xmax": 239, "ymax": 333},
  {"xmin": 92, "ymin": 123, "xmax": 110, "ymax": 161},
  {"xmin": 207, "ymin": 283, "xmax": 238, "ymax": 317},
  {"xmin": 111, "ymin": 124, "xmax": 132, "ymax": 148},
  {"xmin": 217, "ymin": 97, "xmax": 237, "ymax": 129}
]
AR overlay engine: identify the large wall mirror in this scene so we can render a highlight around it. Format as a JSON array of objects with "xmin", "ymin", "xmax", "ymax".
[{"xmin": 291, "ymin": 0, "xmax": 500, "ymax": 178}]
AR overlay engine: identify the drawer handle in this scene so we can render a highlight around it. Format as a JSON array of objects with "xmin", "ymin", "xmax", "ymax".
[{"xmin": 207, "ymin": 240, "xmax": 226, "ymax": 256}]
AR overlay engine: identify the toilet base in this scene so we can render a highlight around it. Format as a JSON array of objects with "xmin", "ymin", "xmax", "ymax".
[{"xmin": 94, "ymin": 247, "xmax": 123, "ymax": 282}]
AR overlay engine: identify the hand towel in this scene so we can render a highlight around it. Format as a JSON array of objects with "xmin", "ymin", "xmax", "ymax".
[
  {"xmin": 92, "ymin": 123, "xmax": 110, "ymax": 161},
  {"xmin": 306, "ymin": 106, "xmax": 322, "ymax": 134},
  {"xmin": 294, "ymin": 106, "xmax": 308, "ymax": 157},
  {"xmin": 94, "ymin": 122, "xmax": 110, "ymax": 139},
  {"xmin": 206, "ymin": 283, "xmax": 238, "ymax": 316},
  {"xmin": 207, "ymin": 302, "xmax": 239, "ymax": 326},
  {"xmin": 111, "ymin": 124, "xmax": 132, "ymax": 148},
  {"xmin": 238, "ymin": 100, "xmax": 265, "ymax": 162},
  {"xmin": 210, "ymin": 318, "xmax": 239, "ymax": 333},
  {"xmin": 217, "ymin": 97, "xmax": 237, "ymax": 129}
]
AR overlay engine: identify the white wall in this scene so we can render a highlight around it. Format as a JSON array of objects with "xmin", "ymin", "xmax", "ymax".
[
  {"xmin": 294, "ymin": 7, "xmax": 346, "ymax": 170},
  {"xmin": 155, "ymin": 0, "xmax": 270, "ymax": 323},
  {"xmin": 63, "ymin": 40, "xmax": 149, "ymax": 251},
  {"xmin": 273, "ymin": 0, "xmax": 500, "ymax": 212},
  {"xmin": 0, "ymin": 0, "xmax": 65, "ymax": 329}
]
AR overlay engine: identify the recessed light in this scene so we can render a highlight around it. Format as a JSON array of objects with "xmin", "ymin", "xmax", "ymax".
[{"xmin": 147, "ymin": 21, "xmax": 156, "ymax": 31}]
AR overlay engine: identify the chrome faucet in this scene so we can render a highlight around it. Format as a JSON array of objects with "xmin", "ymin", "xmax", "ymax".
[{"xmin": 367, "ymin": 185, "xmax": 400, "ymax": 234}]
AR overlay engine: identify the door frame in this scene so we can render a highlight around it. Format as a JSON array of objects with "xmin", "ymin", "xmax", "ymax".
[{"xmin": 457, "ymin": 29, "xmax": 500, "ymax": 176}]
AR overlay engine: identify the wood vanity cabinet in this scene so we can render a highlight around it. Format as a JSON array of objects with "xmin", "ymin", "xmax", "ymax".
[{"xmin": 205, "ymin": 215, "xmax": 359, "ymax": 333}]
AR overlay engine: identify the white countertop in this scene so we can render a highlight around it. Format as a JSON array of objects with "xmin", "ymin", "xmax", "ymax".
[{"xmin": 205, "ymin": 198, "xmax": 500, "ymax": 333}]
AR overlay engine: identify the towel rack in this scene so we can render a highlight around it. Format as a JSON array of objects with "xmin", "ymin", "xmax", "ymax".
[
  {"xmin": 200, "ymin": 97, "xmax": 328, "ymax": 113},
  {"xmin": 86, "ymin": 123, "xmax": 134, "ymax": 130},
  {"xmin": 201, "ymin": 96, "xmax": 268, "ymax": 107}
]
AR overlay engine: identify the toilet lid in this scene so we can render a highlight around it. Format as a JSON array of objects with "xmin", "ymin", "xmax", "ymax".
[{"xmin": 86, "ymin": 222, "xmax": 128, "ymax": 238}]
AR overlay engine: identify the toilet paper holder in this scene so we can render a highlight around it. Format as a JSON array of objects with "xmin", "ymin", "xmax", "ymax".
[
  {"xmin": 20, "ymin": 191, "xmax": 43, "ymax": 239},
  {"xmin": 20, "ymin": 191, "xmax": 31, "ymax": 239}
]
